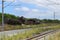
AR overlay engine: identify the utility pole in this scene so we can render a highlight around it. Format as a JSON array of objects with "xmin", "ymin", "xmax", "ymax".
[
  {"xmin": 1, "ymin": 0, "xmax": 15, "ymax": 31},
  {"xmin": 54, "ymin": 12, "xmax": 55, "ymax": 20},
  {"xmin": 2, "ymin": 0, "xmax": 4, "ymax": 31}
]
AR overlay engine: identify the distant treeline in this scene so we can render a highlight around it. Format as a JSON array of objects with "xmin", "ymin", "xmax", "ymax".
[{"xmin": 0, "ymin": 13, "xmax": 60, "ymax": 25}]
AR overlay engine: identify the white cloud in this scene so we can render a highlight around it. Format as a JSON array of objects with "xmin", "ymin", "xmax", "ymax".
[
  {"xmin": 19, "ymin": 0, "xmax": 60, "ymax": 12},
  {"xmin": 15, "ymin": 8, "xmax": 20, "ymax": 11},
  {"xmin": 15, "ymin": 7, "xmax": 40, "ymax": 12},
  {"xmin": 2, "ymin": 0, "xmax": 60, "ymax": 19},
  {"xmin": 15, "ymin": 7, "xmax": 30, "ymax": 12},
  {"xmin": 15, "ymin": 7, "xmax": 52, "ymax": 18},
  {"xmin": 4, "ymin": 0, "xmax": 60, "ymax": 11},
  {"xmin": 14, "ymin": 6, "xmax": 60, "ymax": 19},
  {"xmin": 21, "ymin": 7, "xmax": 30, "ymax": 11},
  {"xmin": 32, "ymin": 9, "xmax": 39, "ymax": 12},
  {"xmin": 3, "ymin": 0, "xmax": 60, "ymax": 11},
  {"xmin": 22, "ymin": 11, "xmax": 54, "ymax": 19}
]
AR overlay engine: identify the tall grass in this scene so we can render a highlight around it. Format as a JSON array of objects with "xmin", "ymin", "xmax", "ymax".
[
  {"xmin": 0, "ymin": 27, "xmax": 57, "ymax": 40},
  {"xmin": 0, "ymin": 23, "xmax": 58, "ymax": 31},
  {"xmin": 0, "ymin": 23, "xmax": 60, "ymax": 40},
  {"xmin": 48, "ymin": 31, "xmax": 60, "ymax": 40}
]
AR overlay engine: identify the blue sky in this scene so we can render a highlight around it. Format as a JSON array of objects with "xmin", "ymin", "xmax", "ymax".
[{"xmin": 0, "ymin": 0, "xmax": 60, "ymax": 19}]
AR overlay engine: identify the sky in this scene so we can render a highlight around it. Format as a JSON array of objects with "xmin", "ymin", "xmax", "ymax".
[{"xmin": 0, "ymin": 0, "xmax": 60, "ymax": 19}]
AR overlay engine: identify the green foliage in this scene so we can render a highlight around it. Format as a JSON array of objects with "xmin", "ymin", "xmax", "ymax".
[
  {"xmin": 42, "ymin": 19, "xmax": 60, "ymax": 23},
  {"xmin": 4, "ymin": 13, "xmax": 18, "ymax": 19},
  {"xmin": 0, "ymin": 12, "xmax": 60, "ymax": 24},
  {"xmin": 0, "ymin": 13, "xmax": 18, "ymax": 23}
]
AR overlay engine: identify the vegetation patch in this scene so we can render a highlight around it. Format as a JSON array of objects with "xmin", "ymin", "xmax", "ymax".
[
  {"xmin": 48, "ymin": 31, "xmax": 60, "ymax": 40},
  {"xmin": 0, "ymin": 24, "xmax": 60, "ymax": 40}
]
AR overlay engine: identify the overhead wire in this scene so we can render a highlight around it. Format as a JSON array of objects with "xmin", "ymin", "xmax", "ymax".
[
  {"xmin": 4, "ymin": 2, "xmax": 14, "ymax": 8},
  {"xmin": 4, "ymin": 0, "xmax": 16, "ymax": 8}
]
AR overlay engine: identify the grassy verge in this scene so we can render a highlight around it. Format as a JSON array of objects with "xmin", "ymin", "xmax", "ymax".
[
  {"xmin": 48, "ymin": 31, "xmax": 60, "ymax": 40},
  {"xmin": 0, "ymin": 28, "xmax": 52, "ymax": 40},
  {"xmin": 0, "ymin": 23, "xmax": 58, "ymax": 31},
  {"xmin": 0, "ymin": 24, "xmax": 60, "ymax": 40}
]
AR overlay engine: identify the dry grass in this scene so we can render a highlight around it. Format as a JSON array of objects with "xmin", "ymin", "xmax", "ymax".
[
  {"xmin": 0, "ymin": 23, "xmax": 60, "ymax": 40},
  {"xmin": 0, "ymin": 23, "xmax": 55, "ymax": 31},
  {"xmin": 48, "ymin": 31, "xmax": 60, "ymax": 40}
]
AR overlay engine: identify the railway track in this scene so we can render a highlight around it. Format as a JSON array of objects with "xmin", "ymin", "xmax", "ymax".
[{"xmin": 26, "ymin": 29, "xmax": 60, "ymax": 40}]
